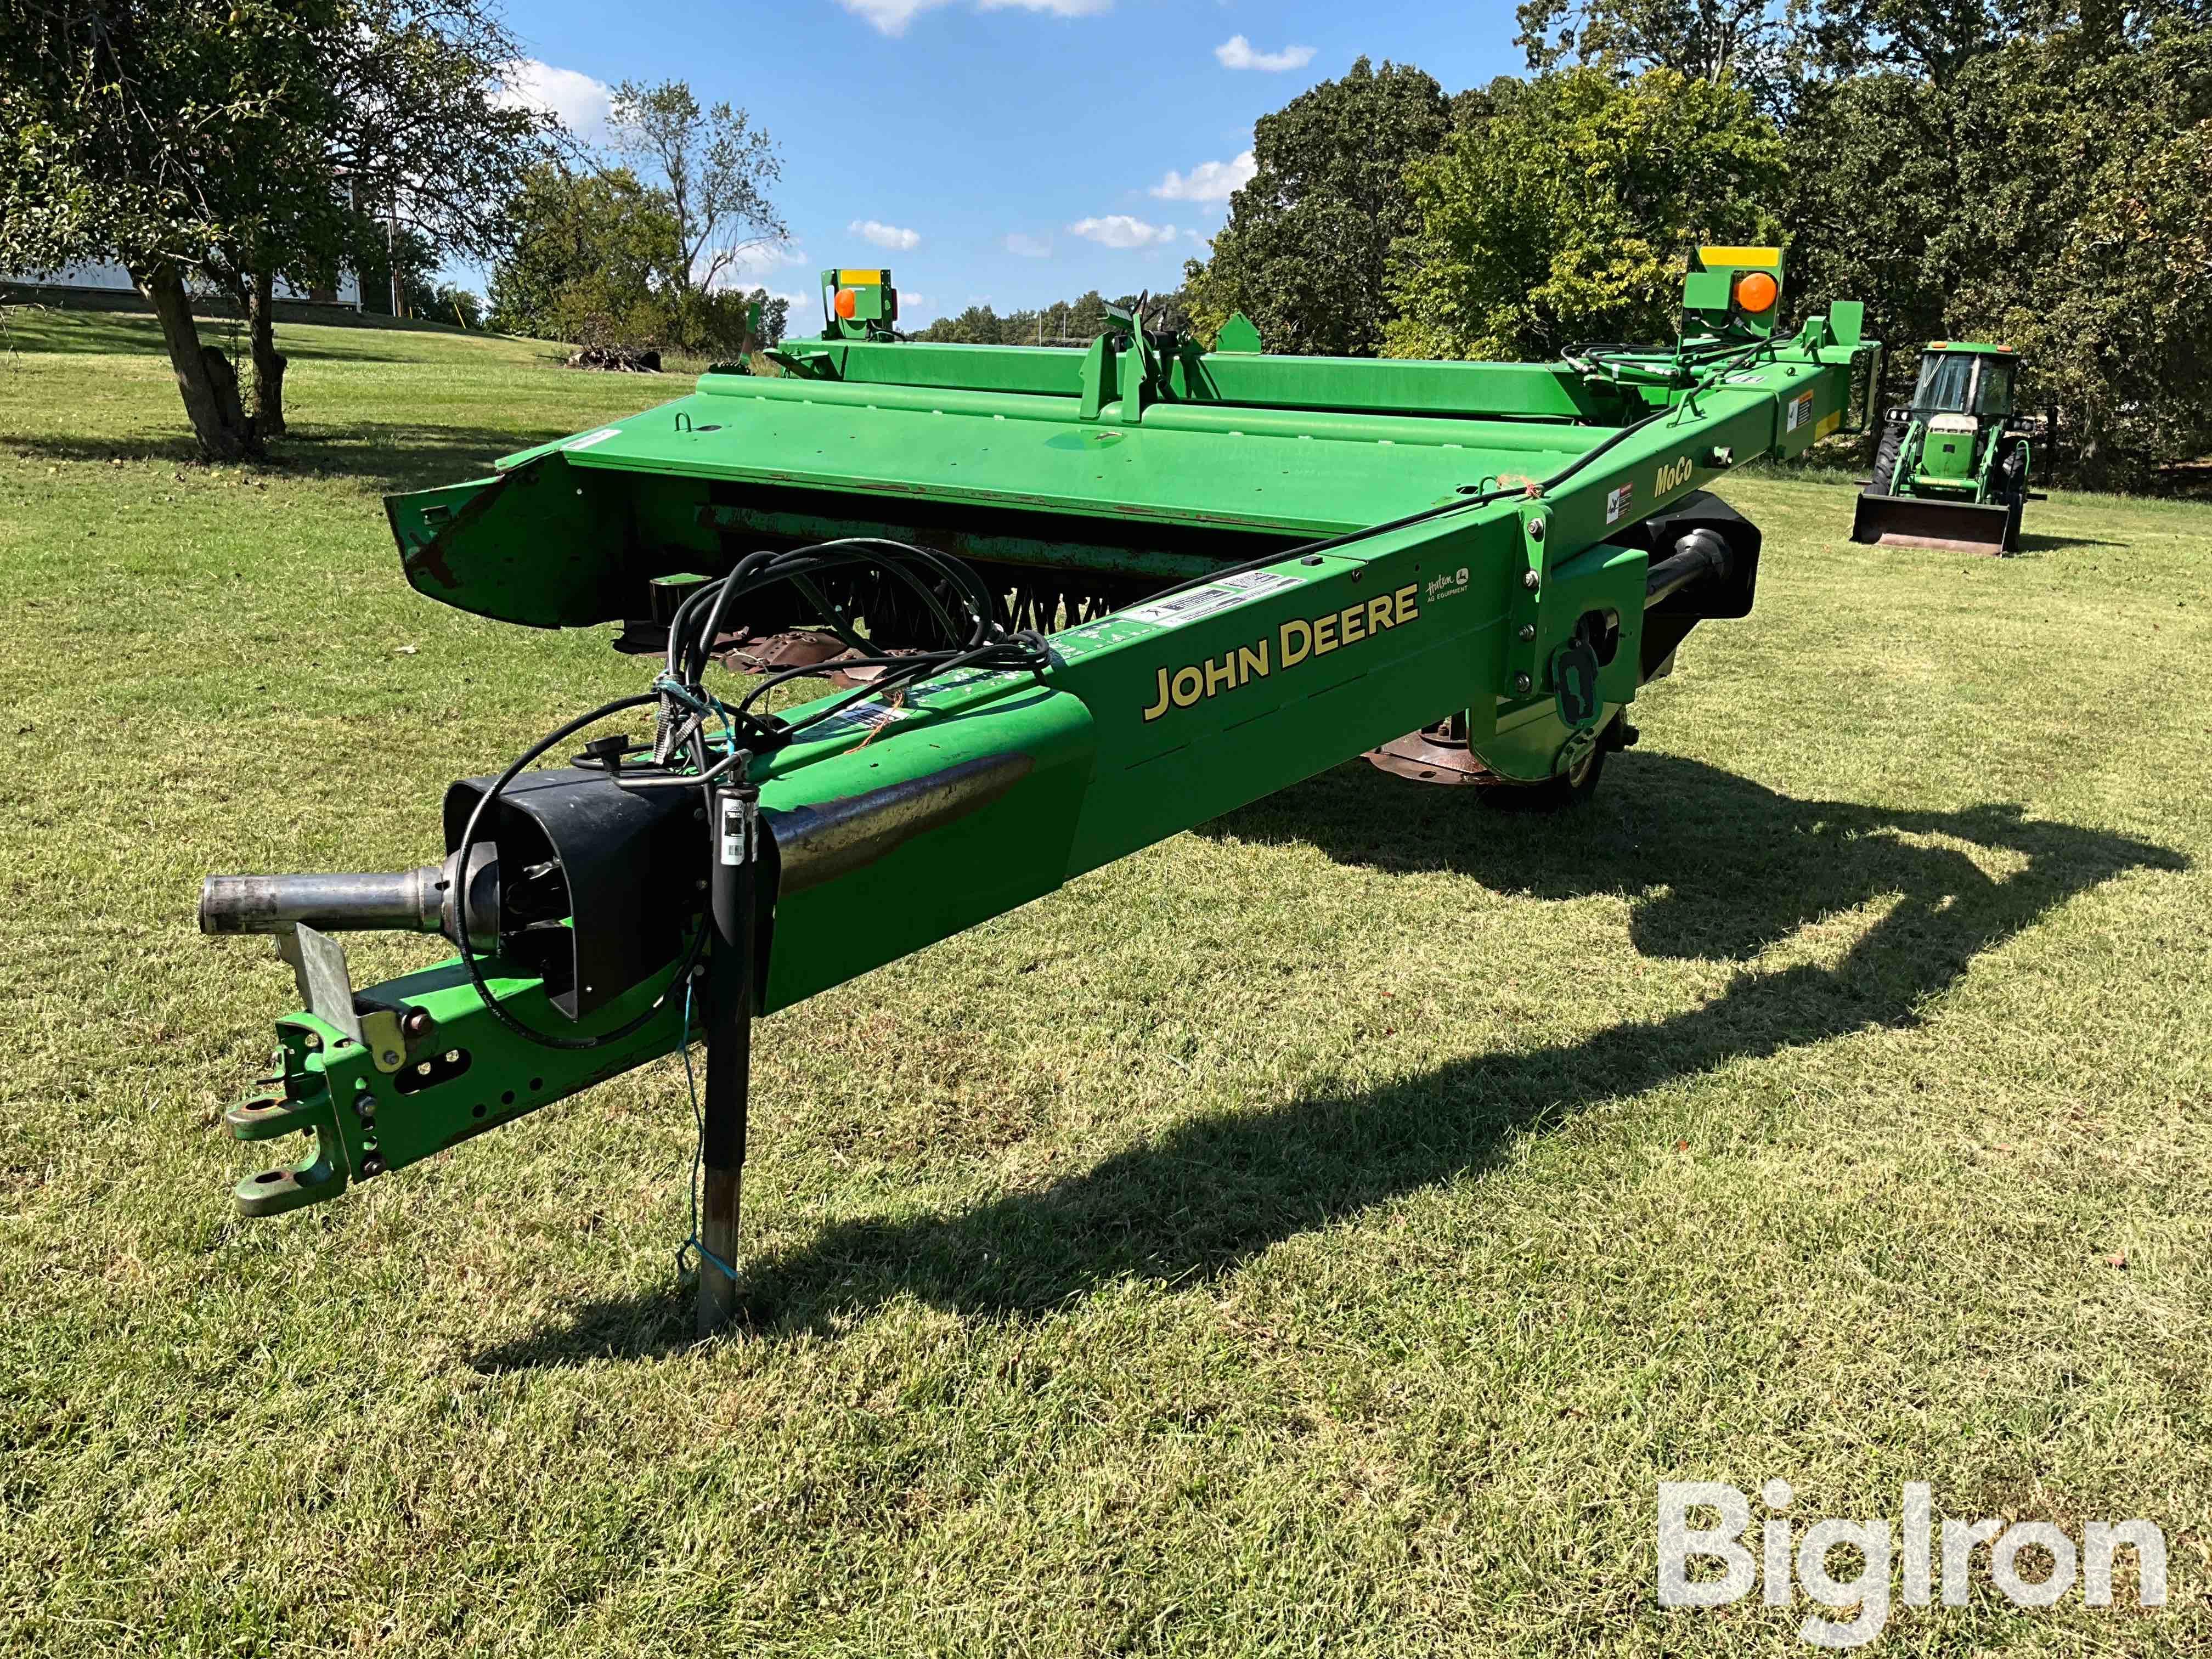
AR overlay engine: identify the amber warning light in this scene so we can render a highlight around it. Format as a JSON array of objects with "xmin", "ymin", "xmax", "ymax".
[{"xmin": 1735, "ymin": 270, "xmax": 1779, "ymax": 314}]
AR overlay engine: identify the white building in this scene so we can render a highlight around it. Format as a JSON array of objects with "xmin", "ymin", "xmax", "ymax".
[{"xmin": 4, "ymin": 260, "xmax": 362, "ymax": 307}]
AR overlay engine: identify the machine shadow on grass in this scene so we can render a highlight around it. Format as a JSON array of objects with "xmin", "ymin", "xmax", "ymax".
[
  {"xmin": 2012, "ymin": 531, "xmax": 2123, "ymax": 552},
  {"xmin": 10, "ymin": 422, "xmax": 576, "ymax": 496},
  {"xmin": 473, "ymin": 754, "xmax": 2183, "ymax": 1369}
]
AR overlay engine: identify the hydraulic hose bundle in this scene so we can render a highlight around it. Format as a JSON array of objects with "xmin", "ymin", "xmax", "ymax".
[{"xmin": 445, "ymin": 537, "xmax": 1052, "ymax": 1051}]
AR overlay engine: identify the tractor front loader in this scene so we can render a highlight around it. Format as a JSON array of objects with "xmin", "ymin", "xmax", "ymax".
[{"xmin": 1853, "ymin": 341, "xmax": 2048, "ymax": 555}]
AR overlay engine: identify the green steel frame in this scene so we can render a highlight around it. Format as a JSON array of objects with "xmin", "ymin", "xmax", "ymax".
[{"xmin": 218, "ymin": 257, "xmax": 1878, "ymax": 1234}]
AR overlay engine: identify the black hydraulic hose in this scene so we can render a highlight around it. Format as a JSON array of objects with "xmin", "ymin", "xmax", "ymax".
[
  {"xmin": 783, "ymin": 634, "xmax": 1047, "ymax": 730},
  {"xmin": 456, "ymin": 537, "xmax": 1044, "ymax": 1051},
  {"xmin": 670, "ymin": 539, "xmax": 999, "ymax": 689}
]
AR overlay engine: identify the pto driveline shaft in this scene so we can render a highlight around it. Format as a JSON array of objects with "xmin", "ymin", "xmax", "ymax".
[{"xmin": 198, "ymin": 868, "xmax": 445, "ymax": 936}]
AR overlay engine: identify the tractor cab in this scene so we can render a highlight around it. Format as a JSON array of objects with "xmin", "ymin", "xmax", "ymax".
[
  {"xmin": 1906, "ymin": 346, "xmax": 2016, "ymax": 487},
  {"xmin": 1910, "ymin": 345, "xmax": 2016, "ymax": 420},
  {"xmin": 1854, "ymin": 342, "xmax": 2044, "ymax": 555}
]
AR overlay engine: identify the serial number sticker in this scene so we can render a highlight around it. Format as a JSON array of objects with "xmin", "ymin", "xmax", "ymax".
[
  {"xmin": 1785, "ymin": 391, "xmax": 1816, "ymax": 432},
  {"xmin": 563, "ymin": 426, "xmax": 623, "ymax": 452},
  {"xmin": 1607, "ymin": 481, "xmax": 1635, "ymax": 524},
  {"xmin": 802, "ymin": 700, "xmax": 914, "ymax": 741},
  {"xmin": 913, "ymin": 667, "xmax": 1008, "ymax": 695},
  {"xmin": 1120, "ymin": 569, "xmax": 1304, "ymax": 628}
]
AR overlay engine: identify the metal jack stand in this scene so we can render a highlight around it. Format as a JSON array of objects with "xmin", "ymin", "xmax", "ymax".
[{"xmin": 698, "ymin": 776, "xmax": 760, "ymax": 1338}]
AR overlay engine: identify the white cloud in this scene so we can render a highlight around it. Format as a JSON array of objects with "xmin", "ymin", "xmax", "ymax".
[
  {"xmin": 839, "ymin": 0, "xmax": 1111, "ymax": 37},
  {"xmin": 723, "ymin": 241, "xmax": 810, "ymax": 283},
  {"xmin": 1068, "ymin": 215, "xmax": 1178, "ymax": 249},
  {"xmin": 1150, "ymin": 150, "xmax": 1256, "ymax": 204},
  {"xmin": 1215, "ymin": 35, "xmax": 1316, "ymax": 72},
  {"xmin": 849, "ymin": 218, "xmax": 922, "ymax": 251},
  {"xmin": 1005, "ymin": 232, "xmax": 1054, "ymax": 258},
  {"xmin": 703, "ymin": 242, "xmax": 811, "ymax": 296},
  {"xmin": 770, "ymin": 290, "xmax": 821, "ymax": 325},
  {"xmin": 979, "ymin": 0, "xmax": 1111, "ymax": 16},
  {"xmin": 496, "ymin": 59, "xmax": 613, "ymax": 144}
]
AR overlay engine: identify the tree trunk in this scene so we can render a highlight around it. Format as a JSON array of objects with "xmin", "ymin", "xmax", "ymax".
[
  {"xmin": 247, "ymin": 268, "xmax": 287, "ymax": 438},
  {"xmin": 133, "ymin": 261, "xmax": 258, "ymax": 460}
]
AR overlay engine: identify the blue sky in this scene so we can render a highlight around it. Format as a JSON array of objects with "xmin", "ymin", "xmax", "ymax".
[{"xmin": 490, "ymin": 0, "xmax": 1526, "ymax": 325}]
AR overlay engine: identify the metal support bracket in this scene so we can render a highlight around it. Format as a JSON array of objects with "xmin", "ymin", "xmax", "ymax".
[
  {"xmin": 275, "ymin": 924, "xmax": 362, "ymax": 1047},
  {"xmin": 1508, "ymin": 504, "xmax": 1549, "ymax": 695}
]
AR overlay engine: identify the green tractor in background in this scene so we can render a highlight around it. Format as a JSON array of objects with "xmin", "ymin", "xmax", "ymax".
[{"xmin": 1854, "ymin": 342, "xmax": 2047, "ymax": 555}]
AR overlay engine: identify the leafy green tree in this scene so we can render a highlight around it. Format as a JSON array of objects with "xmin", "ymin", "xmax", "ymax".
[
  {"xmin": 488, "ymin": 165, "xmax": 679, "ymax": 343},
  {"xmin": 1797, "ymin": 0, "xmax": 2040, "ymax": 86},
  {"xmin": 919, "ymin": 304, "xmax": 1006, "ymax": 345},
  {"xmin": 1515, "ymin": 0, "xmax": 1798, "ymax": 110},
  {"xmin": 1385, "ymin": 69, "xmax": 1785, "ymax": 361},
  {"xmin": 910, "ymin": 289, "xmax": 1185, "ymax": 347},
  {"xmin": 747, "ymin": 289, "xmax": 790, "ymax": 349},
  {"xmin": 488, "ymin": 160, "xmax": 790, "ymax": 356},
  {"xmin": 1784, "ymin": 5, "xmax": 2212, "ymax": 483},
  {"xmin": 2, "ymin": 0, "xmax": 345, "ymax": 456},
  {"xmin": 1066, "ymin": 290, "xmax": 1113, "ymax": 340},
  {"xmin": 352, "ymin": 220, "xmax": 442, "ymax": 320},
  {"xmin": 1182, "ymin": 59, "xmax": 1454, "ymax": 355},
  {"xmin": 283, "ymin": 1, "xmax": 555, "ymax": 428},
  {"xmin": 1936, "ymin": 15, "xmax": 2212, "ymax": 483},
  {"xmin": 608, "ymin": 78, "xmax": 784, "ymax": 345},
  {"xmin": 1, "ymin": 0, "xmax": 554, "ymax": 453},
  {"xmin": 1779, "ymin": 73, "xmax": 1953, "ymax": 357}
]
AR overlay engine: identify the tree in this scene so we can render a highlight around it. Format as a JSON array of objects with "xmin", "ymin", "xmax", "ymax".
[
  {"xmin": 2, "ymin": 0, "xmax": 345, "ymax": 457},
  {"xmin": 1385, "ymin": 69, "xmax": 1786, "ymax": 362},
  {"xmin": 487, "ymin": 163, "xmax": 789, "ymax": 356},
  {"xmin": 747, "ymin": 289, "xmax": 790, "ymax": 349},
  {"xmin": 1182, "ymin": 59, "xmax": 1455, "ymax": 356},
  {"xmin": 923, "ymin": 303, "xmax": 1006, "ymax": 345},
  {"xmin": 1515, "ymin": 0, "xmax": 1798, "ymax": 111},
  {"xmin": 1796, "ymin": 0, "xmax": 2040, "ymax": 88},
  {"xmin": 1782, "ymin": 4, "xmax": 2212, "ymax": 484},
  {"xmin": 909, "ymin": 289, "xmax": 1184, "ymax": 346},
  {"xmin": 488, "ymin": 163, "xmax": 680, "ymax": 343},
  {"xmin": 350, "ymin": 219, "xmax": 441, "ymax": 319},
  {"xmin": 1779, "ymin": 72, "xmax": 1954, "ymax": 359},
  {"xmin": 1931, "ymin": 14, "xmax": 2212, "ymax": 483},
  {"xmin": 246, "ymin": 0, "xmax": 555, "ymax": 433},
  {"xmin": 1066, "ymin": 290, "xmax": 1114, "ymax": 340},
  {"xmin": 0, "ymin": 0, "xmax": 556, "ymax": 454},
  {"xmin": 607, "ymin": 79, "xmax": 785, "ymax": 345}
]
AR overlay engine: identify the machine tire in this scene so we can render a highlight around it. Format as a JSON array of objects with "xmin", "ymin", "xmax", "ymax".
[
  {"xmin": 1477, "ymin": 735, "xmax": 1608, "ymax": 812},
  {"xmin": 1999, "ymin": 443, "xmax": 2029, "ymax": 552},
  {"xmin": 1865, "ymin": 420, "xmax": 1905, "ymax": 496}
]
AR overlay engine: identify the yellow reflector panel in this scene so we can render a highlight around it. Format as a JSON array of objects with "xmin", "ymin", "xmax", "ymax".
[
  {"xmin": 1699, "ymin": 246, "xmax": 1781, "ymax": 268},
  {"xmin": 837, "ymin": 269, "xmax": 888, "ymax": 287}
]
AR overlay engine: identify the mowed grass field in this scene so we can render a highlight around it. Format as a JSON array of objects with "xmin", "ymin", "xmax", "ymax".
[{"xmin": 2, "ymin": 308, "xmax": 2209, "ymax": 1657}]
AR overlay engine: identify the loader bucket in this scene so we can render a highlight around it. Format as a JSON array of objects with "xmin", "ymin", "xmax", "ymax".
[{"xmin": 1851, "ymin": 492, "xmax": 2016, "ymax": 556}]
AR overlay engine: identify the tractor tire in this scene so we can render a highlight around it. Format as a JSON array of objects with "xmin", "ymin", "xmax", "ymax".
[
  {"xmin": 1865, "ymin": 420, "xmax": 1905, "ymax": 496},
  {"xmin": 1477, "ymin": 735, "xmax": 1609, "ymax": 812},
  {"xmin": 1999, "ymin": 444, "xmax": 2029, "ymax": 552}
]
